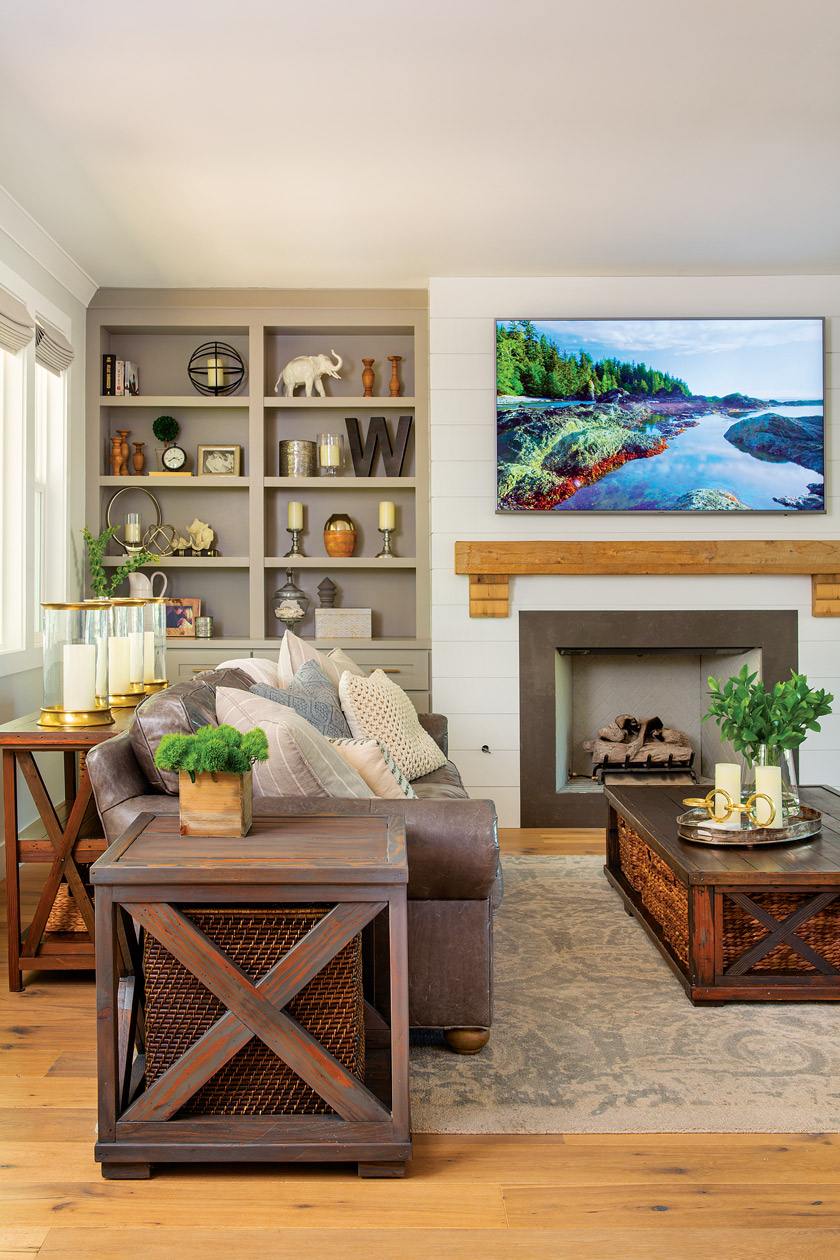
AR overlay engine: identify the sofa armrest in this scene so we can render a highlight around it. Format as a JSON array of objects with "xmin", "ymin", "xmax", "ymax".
[
  {"xmin": 418, "ymin": 712, "xmax": 448, "ymax": 757},
  {"xmin": 87, "ymin": 732, "xmax": 163, "ymax": 840},
  {"xmin": 252, "ymin": 795, "xmax": 498, "ymax": 901}
]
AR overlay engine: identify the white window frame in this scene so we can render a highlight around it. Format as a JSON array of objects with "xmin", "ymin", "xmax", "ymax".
[{"xmin": 0, "ymin": 263, "xmax": 71, "ymax": 678}]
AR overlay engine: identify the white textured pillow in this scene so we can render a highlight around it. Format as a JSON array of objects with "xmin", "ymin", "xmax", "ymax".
[
  {"xmin": 217, "ymin": 657, "xmax": 281, "ymax": 689},
  {"xmin": 215, "ymin": 687, "xmax": 373, "ymax": 799},
  {"xmin": 277, "ymin": 630, "xmax": 365, "ymax": 689},
  {"xmin": 329, "ymin": 737, "xmax": 418, "ymax": 799},
  {"xmin": 339, "ymin": 670, "xmax": 446, "ymax": 781}
]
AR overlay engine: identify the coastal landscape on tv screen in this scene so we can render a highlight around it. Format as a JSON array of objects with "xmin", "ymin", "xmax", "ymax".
[{"xmin": 496, "ymin": 318, "xmax": 824, "ymax": 512}]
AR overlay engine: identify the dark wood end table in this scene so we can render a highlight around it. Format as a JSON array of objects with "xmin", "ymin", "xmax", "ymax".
[
  {"xmin": 91, "ymin": 812, "xmax": 411, "ymax": 1179},
  {"xmin": 1, "ymin": 709, "xmax": 134, "ymax": 991},
  {"xmin": 605, "ymin": 784, "xmax": 840, "ymax": 1004}
]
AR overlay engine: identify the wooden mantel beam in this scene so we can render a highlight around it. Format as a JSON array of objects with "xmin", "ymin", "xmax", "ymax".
[{"xmin": 454, "ymin": 540, "xmax": 840, "ymax": 617}]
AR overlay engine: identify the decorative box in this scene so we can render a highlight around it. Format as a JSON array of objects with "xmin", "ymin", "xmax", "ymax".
[{"xmin": 314, "ymin": 608, "xmax": 372, "ymax": 639}]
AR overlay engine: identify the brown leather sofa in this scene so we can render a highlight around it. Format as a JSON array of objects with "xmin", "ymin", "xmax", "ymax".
[{"xmin": 85, "ymin": 669, "xmax": 502, "ymax": 1053}]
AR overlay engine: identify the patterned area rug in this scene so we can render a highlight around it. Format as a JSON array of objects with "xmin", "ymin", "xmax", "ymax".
[{"xmin": 409, "ymin": 855, "xmax": 840, "ymax": 1133}]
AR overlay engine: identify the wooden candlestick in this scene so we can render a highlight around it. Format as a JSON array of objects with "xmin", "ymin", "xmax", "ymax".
[
  {"xmin": 362, "ymin": 358, "xmax": 375, "ymax": 397},
  {"xmin": 132, "ymin": 442, "xmax": 146, "ymax": 475},
  {"xmin": 109, "ymin": 435, "xmax": 123, "ymax": 477},
  {"xmin": 387, "ymin": 356, "xmax": 402, "ymax": 398},
  {"xmin": 116, "ymin": 429, "xmax": 131, "ymax": 475}
]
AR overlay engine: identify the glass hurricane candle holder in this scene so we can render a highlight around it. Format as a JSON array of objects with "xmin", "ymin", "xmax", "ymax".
[
  {"xmin": 271, "ymin": 569, "xmax": 310, "ymax": 635},
  {"xmin": 143, "ymin": 596, "xmax": 169, "ymax": 693},
  {"xmin": 109, "ymin": 598, "xmax": 145, "ymax": 707},
  {"xmin": 317, "ymin": 432, "xmax": 344, "ymax": 476},
  {"xmin": 39, "ymin": 601, "xmax": 113, "ymax": 728}
]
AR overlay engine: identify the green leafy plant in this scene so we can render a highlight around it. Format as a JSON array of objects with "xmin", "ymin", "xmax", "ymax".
[
  {"xmin": 154, "ymin": 724, "xmax": 269, "ymax": 782},
  {"xmin": 152, "ymin": 415, "xmax": 179, "ymax": 444},
  {"xmin": 703, "ymin": 665, "xmax": 833, "ymax": 763},
  {"xmin": 81, "ymin": 525, "xmax": 156, "ymax": 598}
]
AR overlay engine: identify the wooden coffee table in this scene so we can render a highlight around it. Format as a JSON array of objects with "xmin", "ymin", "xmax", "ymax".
[
  {"xmin": 605, "ymin": 784, "xmax": 840, "ymax": 1004},
  {"xmin": 91, "ymin": 812, "xmax": 411, "ymax": 1178}
]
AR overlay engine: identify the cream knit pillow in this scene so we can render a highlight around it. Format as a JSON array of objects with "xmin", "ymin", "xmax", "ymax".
[{"xmin": 339, "ymin": 670, "xmax": 446, "ymax": 782}]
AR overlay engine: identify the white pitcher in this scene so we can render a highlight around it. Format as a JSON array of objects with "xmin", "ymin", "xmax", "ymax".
[{"xmin": 128, "ymin": 570, "xmax": 168, "ymax": 599}]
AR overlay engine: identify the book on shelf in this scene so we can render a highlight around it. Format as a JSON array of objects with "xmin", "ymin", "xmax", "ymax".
[
  {"xmin": 115, "ymin": 359, "xmax": 125, "ymax": 396},
  {"xmin": 102, "ymin": 353, "xmax": 116, "ymax": 396},
  {"xmin": 125, "ymin": 361, "xmax": 139, "ymax": 395}
]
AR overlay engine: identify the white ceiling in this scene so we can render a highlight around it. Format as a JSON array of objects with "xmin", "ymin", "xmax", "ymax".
[{"xmin": 2, "ymin": 0, "xmax": 838, "ymax": 289}]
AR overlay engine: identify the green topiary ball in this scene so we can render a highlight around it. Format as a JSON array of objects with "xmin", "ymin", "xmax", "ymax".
[{"xmin": 152, "ymin": 415, "xmax": 179, "ymax": 443}]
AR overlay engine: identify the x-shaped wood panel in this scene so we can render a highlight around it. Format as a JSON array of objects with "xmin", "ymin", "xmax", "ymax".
[
  {"xmin": 724, "ymin": 890, "xmax": 840, "ymax": 977},
  {"xmin": 18, "ymin": 752, "xmax": 97, "ymax": 951},
  {"xmin": 122, "ymin": 900, "xmax": 389, "ymax": 1124}
]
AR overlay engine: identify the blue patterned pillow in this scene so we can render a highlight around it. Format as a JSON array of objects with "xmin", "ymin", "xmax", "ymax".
[{"xmin": 251, "ymin": 658, "xmax": 352, "ymax": 739}]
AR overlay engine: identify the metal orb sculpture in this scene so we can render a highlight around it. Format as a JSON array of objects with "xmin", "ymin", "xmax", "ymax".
[
  {"xmin": 142, "ymin": 523, "xmax": 178, "ymax": 557},
  {"xmin": 187, "ymin": 341, "xmax": 246, "ymax": 396}
]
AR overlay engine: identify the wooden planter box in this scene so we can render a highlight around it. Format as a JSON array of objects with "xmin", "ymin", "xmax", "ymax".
[{"xmin": 179, "ymin": 770, "xmax": 253, "ymax": 837}]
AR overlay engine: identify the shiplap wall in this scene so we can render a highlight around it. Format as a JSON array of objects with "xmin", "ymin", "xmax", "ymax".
[{"xmin": 429, "ymin": 277, "xmax": 840, "ymax": 826}]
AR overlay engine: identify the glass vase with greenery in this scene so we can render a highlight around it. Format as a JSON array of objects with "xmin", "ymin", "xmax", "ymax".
[
  {"xmin": 703, "ymin": 665, "xmax": 833, "ymax": 818},
  {"xmin": 81, "ymin": 525, "xmax": 156, "ymax": 598}
]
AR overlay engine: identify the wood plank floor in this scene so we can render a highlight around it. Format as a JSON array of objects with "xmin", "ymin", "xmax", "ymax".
[{"xmin": 2, "ymin": 827, "xmax": 839, "ymax": 1259}]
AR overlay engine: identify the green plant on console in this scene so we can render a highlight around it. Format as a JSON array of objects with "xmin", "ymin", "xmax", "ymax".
[
  {"xmin": 154, "ymin": 724, "xmax": 270, "ymax": 783},
  {"xmin": 81, "ymin": 525, "xmax": 156, "ymax": 598},
  {"xmin": 703, "ymin": 664, "xmax": 833, "ymax": 763}
]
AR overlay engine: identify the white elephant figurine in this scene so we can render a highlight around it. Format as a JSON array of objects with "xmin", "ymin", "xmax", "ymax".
[{"xmin": 274, "ymin": 349, "xmax": 343, "ymax": 398}]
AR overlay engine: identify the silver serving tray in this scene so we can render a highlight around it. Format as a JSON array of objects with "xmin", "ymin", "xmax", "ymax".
[{"xmin": 677, "ymin": 805, "xmax": 822, "ymax": 847}]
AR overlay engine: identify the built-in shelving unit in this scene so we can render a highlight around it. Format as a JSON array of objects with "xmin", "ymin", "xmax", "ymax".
[{"xmin": 85, "ymin": 288, "xmax": 430, "ymax": 654}]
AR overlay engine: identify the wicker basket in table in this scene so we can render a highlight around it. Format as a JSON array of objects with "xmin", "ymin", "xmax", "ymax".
[
  {"xmin": 617, "ymin": 815, "xmax": 689, "ymax": 966},
  {"xmin": 722, "ymin": 893, "xmax": 840, "ymax": 972},
  {"xmin": 144, "ymin": 905, "xmax": 364, "ymax": 1116},
  {"xmin": 45, "ymin": 875, "xmax": 92, "ymax": 933}
]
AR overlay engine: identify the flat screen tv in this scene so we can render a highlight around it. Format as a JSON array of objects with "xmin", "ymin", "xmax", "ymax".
[{"xmin": 496, "ymin": 318, "xmax": 824, "ymax": 513}]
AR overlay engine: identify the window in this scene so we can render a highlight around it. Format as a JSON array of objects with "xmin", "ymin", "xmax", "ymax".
[
  {"xmin": 32, "ymin": 365, "xmax": 66, "ymax": 641},
  {"xmin": 0, "ymin": 280, "xmax": 71, "ymax": 670}
]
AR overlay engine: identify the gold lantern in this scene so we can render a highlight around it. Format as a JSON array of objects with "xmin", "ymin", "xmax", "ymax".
[
  {"xmin": 39, "ymin": 601, "xmax": 113, "ymax": 728},
  {"xmin": 108, "ymin": 598, "xmax": 146, "ymax": 708},
  {"xmin": 143, "ymin": 596, "xmax": 169, "ymax": 693}
]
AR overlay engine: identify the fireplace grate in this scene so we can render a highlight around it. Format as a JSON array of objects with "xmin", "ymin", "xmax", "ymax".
[{"xmin": 592, "ymin": 750, "xmax": 696, "ymax": 784}]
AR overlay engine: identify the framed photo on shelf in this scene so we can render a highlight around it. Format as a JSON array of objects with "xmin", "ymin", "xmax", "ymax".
[
  {"xmin": 197, "ymin": 444, "xmax": 242, "ymax": 476},
  {"xmin": 165, "ymin": 597, "xmax": 202, "ymax": 638}
]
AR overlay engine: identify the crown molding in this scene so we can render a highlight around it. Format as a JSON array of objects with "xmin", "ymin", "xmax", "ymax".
[{"xmin": 0, "ymin": 183, "xmax": 97, "ymax": 307}]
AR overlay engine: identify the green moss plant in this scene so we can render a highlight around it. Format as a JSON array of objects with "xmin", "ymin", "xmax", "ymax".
[
  {"xmin": 154, "ymin": 724, "xmax": 269, "ymax": 783},
  {"xmin": 152, "ymin": 415, "xmax": 180, "ymax": 444},
  {"xmin": 703, "ymin": 664, "xmax": 833, "ymax": 763},
  {"xmin": 81, "ymin": 525, "xmax": 156, "ymax": 598}
]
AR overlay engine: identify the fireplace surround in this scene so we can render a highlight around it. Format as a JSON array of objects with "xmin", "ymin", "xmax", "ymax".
[{"xmin": 519, "ymin": 609, "xmax": 798, "ymax": 827}]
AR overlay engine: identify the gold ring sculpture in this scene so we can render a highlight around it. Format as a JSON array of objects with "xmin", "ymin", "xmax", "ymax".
[{"xmin": 682, "ymin": 787, "xmax": 776, "ymax": 828}]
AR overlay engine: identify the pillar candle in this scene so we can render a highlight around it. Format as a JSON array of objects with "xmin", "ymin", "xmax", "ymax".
[
  {"xmin": 62, "ymin": 644, "xmax": 96, "ymax": 712},
  {"xmin": 143, "ymin": 631, "xmax": 156, "ymax": 683},
  {"xmin": 288, "ymin": 501, "xmax": 303, "ymax": 530},
  {"xmin": 207, "ymin": 356, "xmax": 225, "ymax": 389},
  {"xmin": 713, "ymin": 762, "xmax": 741, "ymax": 822},
  {"xmin": 95, "ymin": 637, "xmax": 108, "ymax": 700},
  {"xmin": 379, "ymin": 500, "xmax": 395, "ymax": 531},
  {"xmin": 125, "ymin": 512, "xmax": 141, "ymax": 544},
  {"xmin": 755, "ymin": 764, "xmax": 783, "ymax": 828},
  {"xmin": 129, "ymin": 630, "xmax": 144, "ymax": 684},
  {"xmin": 319, "ymin": 442, "xmax": 341, "ymax": 468},
  {"xmin": 108, "ymin": 636, "xmax": 131, "ymax": 695}
]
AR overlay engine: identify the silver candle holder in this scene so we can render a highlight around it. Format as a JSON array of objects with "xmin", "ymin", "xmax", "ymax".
[
  {"xmin": 375, "ymin": 527, "xmax": 396, "ymax": 559},
  {"xmin": 284, "ymin": 527, "xmax": 304, "ymax": 557}
]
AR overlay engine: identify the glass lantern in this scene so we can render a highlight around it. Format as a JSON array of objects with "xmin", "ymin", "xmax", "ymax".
[
  {"xmin": 317, "ymin": 432, "xmax": 344, "ymax": 476},
  {"xmin": 39, "ymin": 601, "xmax": 113, "ymax": 727},
  {"xmin": 271, "ymin": 569, "xmax": 310, "ymax": 635},
  {"xmin": 143, "ymin": 597, "xmax": 169, "ymax": 693},
  {"xmin": 109, "ymin": 598, "xmax": 145, "ymax": 707}
]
